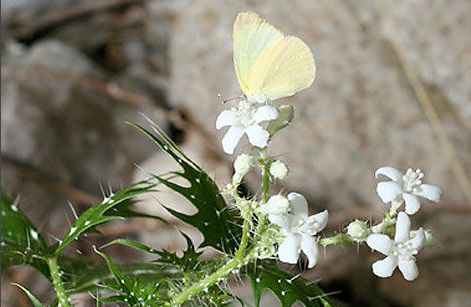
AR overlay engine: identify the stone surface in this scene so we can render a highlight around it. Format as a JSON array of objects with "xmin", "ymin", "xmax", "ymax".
[
  {"xmin": 1, "ymin": 39, "xmax": 167, "ymax": 203},
  {"xmin": 168, "ymin": 0, "xmax": 470, "ymax": 211}
]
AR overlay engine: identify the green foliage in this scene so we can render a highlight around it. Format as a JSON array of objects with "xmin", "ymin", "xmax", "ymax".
[
  {"xmin": 1, "ymin": 193, "xmax": 49, "ymax": 275},
  {"xmin": 104, "ymin": 234, "xmax": 201, "ymax": 271},
  {"xmin": 131, "ymin": 121, "xmax": 242, "ymax": 254},
  {"xmin": 54, "ymin": 179, "xmax": 161, "ymax": 256},
  {"xmin": 246, "ymin": 261, "xmax": 331, "ymax": 307},
  {"xmin": 2, "ymin": 120, "xmax": 334, "ymax": 307},
  {"xmin": 94, "ymin": 248, "xmax": 172, "ymax": 306}
]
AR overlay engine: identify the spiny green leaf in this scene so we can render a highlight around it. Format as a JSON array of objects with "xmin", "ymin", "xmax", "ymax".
[
  {"xmin": 54, "ymin": 179, "xmax": 161, "ymax": 256},
  {"xmin": 103, "ymin": 234, "xmax": 202, "ymax": 272},
  {"xmin": 11, "ymin": 283, "xmax": 44, "ymax": 307},
  {"xmin": 59, "ymin": 255, "xmax": 178, "ymax": 294},
  {"xmin": 1, "ymin": 192, "xmax": 49, "ymax": 275},
  {"xmin": 94, "ymin": 248, "xmax": 173, "ymax": 306},
  {"xmin": 131, "ymin": 121, "xmax": 242, "ymax": 254},
  {"xmin": 246, "ymin": 261, "xmax": 331, "ymax": 307}
]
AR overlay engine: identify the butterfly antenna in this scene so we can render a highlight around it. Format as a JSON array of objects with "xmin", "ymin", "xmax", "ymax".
[{"xmin": 221, "ymin": 95, "xmax": 244, "ymax": 104}]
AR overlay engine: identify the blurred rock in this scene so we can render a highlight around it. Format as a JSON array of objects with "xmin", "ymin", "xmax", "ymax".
[
  {"xmin": 1, "ymin": 39, "xmax": 167, "ymax": 211},
  {"xmin": 168, "ymin": 0, "xmax": 470, "ymax": 211}
]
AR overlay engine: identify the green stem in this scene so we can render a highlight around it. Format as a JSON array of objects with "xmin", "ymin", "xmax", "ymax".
[
  {"xmin": 319, "ymin": 234, "xmax": 358, "ymax": 246},
  {"xmin": 235, "ymin": 219, "xmax": 250, "ymax": 261},
  {"xmin": 47, "ymin": 257, "xmax": 71, "ymax": 307},
  {"xmin": 259, "ymin": 149, "xmax": 270, "ymax": 204},
  {"xmin": 171, "ymin": 258, "xmax": 240, "ymax": 306}
]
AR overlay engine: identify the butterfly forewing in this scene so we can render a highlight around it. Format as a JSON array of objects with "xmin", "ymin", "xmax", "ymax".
[{"xmin": 233, "ymin": 11, "xmax": 284, "ymax": 95}]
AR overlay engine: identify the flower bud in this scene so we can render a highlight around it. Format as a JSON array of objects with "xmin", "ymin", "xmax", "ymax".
[
  {"xmin": 270, "ymin": 160, "xmax": 288, "ymax": 180},
  {"xmin": 260, "ymin": 195, "xmax": 290, "ymax": 215},
  {"xmin": 347, "ymin": 220, "xmax": 368, "ymax": 241},
  {"xmin": 232, "ymin": 154, "xmax": 253, "ymax": 183}
]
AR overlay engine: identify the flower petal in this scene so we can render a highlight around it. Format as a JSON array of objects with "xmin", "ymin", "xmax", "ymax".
[
  {"xmin": 408, "ymin": 228, "xmax": 425, "ymax": 251},
  {"xmin": 245, "ymin": 124, "xmax": 269, "ymax": 148},
  {"xmin": 414, "ymin": 184, "xmax": 442, "ymax": 202},
  {"xmin": 216, "ymin": 110, "xmax": 237, "ymax": 129},
  {"xmin": 372, "ymin": 255, "xmax": 398, "ymax": 278},
  {"xmin": 367, "ymin": 234, "xmax": 393, "ymax": 255},
  {"xmin": 376, "ymin": 181, "xmax": 403, "ymax": 203},
  {"xmin": 375, "ymin": 166, "xmax": 403, "ymax": 182},
  {"xmin": 268, "ymin": 214, "xmax": 292, "ymax": 230},
  {"xmin": 395, "ymin": 212, "xmax": 411, "ymax": 243},
  {"xmin": 278, "ymin": 233, "xmax": 300, "ymax": 265},
  {"xmin": 398, "ymin": 259, "xmax": 419, "ymax": 281},
  {"xmin": 262, "ymin": 195, "xmax": 290, "ymax": 215},
  {"xmin": 300, "ymin": 234, "xmax": 319, "ymax": 268},
  {"xmin": 221, "ymin": 126, "xmax": 244, "ymax": 154},
  {"xmin": 403, "ymin": 194, "xmax": 421, "ymax": 215},
  {"xmin": 287, "ymin": 192, "xmax": 308, "ymax": 219},
  {"xmin": 253, "ymin": 105, "xmax": 278, "ymax": 123},
  {"xmin": 301, "ymin": 210, "xmax": 328, "ymax": 235}
]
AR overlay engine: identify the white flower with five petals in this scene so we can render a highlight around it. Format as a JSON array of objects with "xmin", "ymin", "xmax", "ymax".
[
  {"xmin": 216, "ymin": 101, "xmax": 278, "ymax": 154},
  {"xmin": 366, "ymin": 212, "xmax": 425, "ymax": 281},
  {"xmin": 375, "ymin": 167, "xmax": 442, "ymax": 215},
  {"xmin": 267, "ymin": 193, "xmax": 328, "ymax": 268}
]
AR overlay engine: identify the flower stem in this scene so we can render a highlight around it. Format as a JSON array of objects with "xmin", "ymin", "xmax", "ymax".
[
  {"xmin": 171, "ymin": 258, "xmax": 240, "ymax": 306},
  {"xmin": 319, "ymin": 234, "xmax": 357, "ymax": 246},
  {"xmin": 46, "ymin": 257, "xmax": 71, "ymax": 307},
  {"xmin": 259, "ymin": 149, "xmax": 270, "ymax": 203},
  {"xmin": 235, "ymin": 218, "xmax": 250, "ymax": 261}
]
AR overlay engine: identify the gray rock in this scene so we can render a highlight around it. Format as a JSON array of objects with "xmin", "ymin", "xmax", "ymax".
[{"xmin": 1, "ymin": 39, "xmax": 167, "ymax": 197}]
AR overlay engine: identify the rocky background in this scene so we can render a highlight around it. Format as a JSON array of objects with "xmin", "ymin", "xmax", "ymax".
[{"xmin": 2, "ymin": 0, "xmax": 471, "ymax": 306}]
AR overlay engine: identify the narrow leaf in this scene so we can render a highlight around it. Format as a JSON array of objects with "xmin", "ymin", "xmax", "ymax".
[{"xmin": 12, "ymin": 283, "xmax": 44, "ymax": 307}]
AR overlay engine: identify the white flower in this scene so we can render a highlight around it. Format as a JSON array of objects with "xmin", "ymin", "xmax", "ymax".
[
  {"xmin": 270, "ymin": 160, "xmax": 288, "ymax": 180},
  {"xmin": 366, "ymin": 212, "xmax": 425, "ymax": 281},
  {"xmin": 375, "ymin": 167, "xmax": 442, "ymax": 215},
  {"xmin": 347, "ymin": 220, "xmax": 368, "ymax": 241},
  {"xmin": 216, "ymin": 101, "xmax": 278, "ymax": 154},
  {"xmin": 268, "ymin": 192, "xmax": 328, "ymax": 268},
  {"xmin": 233, "ymin": 154, "xmax": 253, "ymax": 183},
  {"xmin": 260, "ymin": 195, "xmax": 290, "ymax": 215}
]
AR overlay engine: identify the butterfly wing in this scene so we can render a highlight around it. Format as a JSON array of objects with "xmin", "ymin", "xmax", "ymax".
[
  {"xmin": 248, "ymin": 36, "xmax": 316, "ymax": 100},
  {"xmin": 233, "ymin": 11, "xmax": 284, "ymax": 95}
]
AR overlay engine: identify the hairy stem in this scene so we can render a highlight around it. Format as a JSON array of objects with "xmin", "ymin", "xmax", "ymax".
[
  {"xmin": 46, "ymin": 257, "xmax": 71, "ymax": 307},
  {"xmin": 262, "ymin": 165, "xmax": 270, "ymax": 203},
  {"xmin": 319, "ymin": 234, "xmax": 358, "ymax": 246},
  {"xmin": 235, "ymin": 218, "xmax": 250, "ymax": 261},
  {"xmin": 171, "ymin": 258, "xmax": 240, "ymax": 306}
]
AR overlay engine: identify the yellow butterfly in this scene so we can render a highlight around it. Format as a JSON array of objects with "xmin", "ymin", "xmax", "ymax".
[{"xmin": 233, "ymin": 11, "xmax": 316, "ymax": 104}]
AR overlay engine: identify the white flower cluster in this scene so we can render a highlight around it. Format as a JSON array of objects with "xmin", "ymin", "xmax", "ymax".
[
  {"xmin": 216, "ymin": 93, "xmax": 442, "ymax": 283},
  {"xmin": 365, "ymin": 166, "xmax": 442, "ymax": 281}
]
